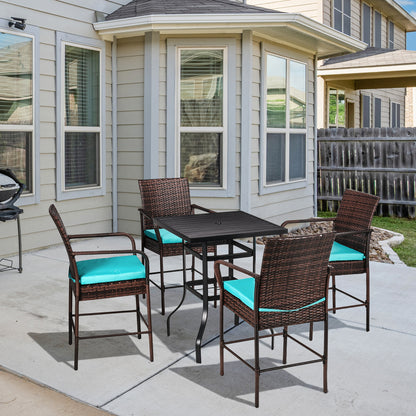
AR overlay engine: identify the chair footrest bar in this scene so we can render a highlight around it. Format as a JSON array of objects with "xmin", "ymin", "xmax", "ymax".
[{"xmin": 331, "ymin": 287, "xmax": 365, "ymax": 304}]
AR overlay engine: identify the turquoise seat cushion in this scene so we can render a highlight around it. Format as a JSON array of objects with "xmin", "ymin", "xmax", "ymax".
[
  {"xmin": 223, "ymin": 278, "xmax": 325, "ymax": 313},
  {"xmin": 144, "ymin": 228, "xmax": 183, "ymax": 244},
  {"xmin": 70, "ymin": 255, "xmax": 146, "ymax": 285},
  {"xmin": 329, "ymin": 241, "xmax": 365, "ymax": 262}
]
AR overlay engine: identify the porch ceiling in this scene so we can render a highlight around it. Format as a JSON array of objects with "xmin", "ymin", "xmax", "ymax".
[
  {"xmin": 94, "ymin": 13, "xmax": 365, "ymax": 59},
  {"xmin": 318, "ymin": 47, "xmax": 416, "ymax": 89}
]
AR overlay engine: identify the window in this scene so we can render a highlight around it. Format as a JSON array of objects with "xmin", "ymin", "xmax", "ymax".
[
  {"xmin": 388, "ymin": 21, "xmax": 394, "ymax": 49},
  {"xmin": 57, "ymin": 33, "xmax": 105, "ymax": 199},
  {"xmin": 328, "ymin": 88, "xmax": 345, "ymax": 127},
  {"xmin": 333, "ymin": 0, "xmax": 351, "ymax": 35},
  {"xmin": 178, "ymin": 48, "xmax": 224, "ymax": 187},
  {"xmin": 0, "ymin": 30, "xmax": 34, "ymax": 194},
  {"xmin": 374, "ymin": 11, "xmax": 382, "ymax": 48},
  {"xmin": 391, "ymin": 102, "xmax": 400, "ymax": 127},
  {"xmin": 361, "ymin": 94, "xmax": 371, "ymax": 127},
  {"xmin": 264, "ymin": 53, "xmax": 307, "ymax": 186},
  {"xmin": 374, "ymin": 97, "xmax": 381, "ymax": 128},
  {"xmin": 362, "ymin": 3, "xmax": 372, "ymax": 45}
]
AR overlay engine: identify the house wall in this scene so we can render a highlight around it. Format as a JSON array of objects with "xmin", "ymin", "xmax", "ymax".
[
  {"xmin": 0, "ymin": 0, "xmax": 130, "ymax": 256},
  {"xmin": 248, "ymin": 0, "xmax": 323, "ymax": 21}
]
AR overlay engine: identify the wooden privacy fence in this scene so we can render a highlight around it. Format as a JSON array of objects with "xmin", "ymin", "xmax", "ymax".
[{"xmin": 317, "ymin": 128, "xmax": 416, "ymax": 218}]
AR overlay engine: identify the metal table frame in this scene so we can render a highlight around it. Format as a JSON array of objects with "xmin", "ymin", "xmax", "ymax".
[{"xmin": 154, "ymin": 210, "xmax": 287, "ymax": 363}]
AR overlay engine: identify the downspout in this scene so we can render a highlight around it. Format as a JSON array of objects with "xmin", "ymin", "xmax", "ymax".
[
  {"xmin": 112, "ymin": 38, "xmax": 118, "ymax": 232},
  {"xmin": 313, "ymin": 54, "xmax": 318, "ymax": 217}
]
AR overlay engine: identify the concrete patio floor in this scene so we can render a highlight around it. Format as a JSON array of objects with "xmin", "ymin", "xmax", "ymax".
[{"xmin": 0, "ymin": 237, "xmax": 415, "ymax": 415}]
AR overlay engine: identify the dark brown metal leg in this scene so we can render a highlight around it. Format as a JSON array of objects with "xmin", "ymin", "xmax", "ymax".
[
  {"xmin": 74, "ymin": 300, "xmax": 79, "ymax": 371},
  {"xmin": 159, "ymin": 255, "xmax": 165, "ymax": 315},
  {"xmin": 283, "ymin": 326, "xmax": 287, "ymax": 364},
  {"xmin": 366, "ymin": 268, "xmax": 370, "ymax": 332},
  {"xmin": 68, "ymin": 284, "xmax": 72, "ymax": 345},
  {"xmin": 323, "ymin": 317, "xmax": 328, "ymax": 393},
  {"xmin": 331, "ymin": 274, "xmax": 337, "ymax": 313},
  {"xmin": 17, "ymin": 215, "xmax": 22, "ymax": 273},
  {"xmin": 136, "ymin": 295, "xmax": 142, "ymax": 339},
  {"xmin": 146, "ymin": 285, "xmax": 154, "ymax": 362},
  {"xmin": 254, "ymin": 326, "xmax": 260, "ymax": 408}
]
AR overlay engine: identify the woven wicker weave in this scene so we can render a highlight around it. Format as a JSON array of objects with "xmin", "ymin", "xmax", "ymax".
[
  {"xmin": 214, "ymin": 233, "xmax": 335, "ymax": 408},
  {"xmin": 138, "ymin": 178, "xmax": 215, "ymax": 315},
  {"xmin": 49, "ymin": 204, "xmax": 153, "ymax": 370},
  {"xmin": 282, "ymin": 189, "xmax": 380, "ymax": 332}
]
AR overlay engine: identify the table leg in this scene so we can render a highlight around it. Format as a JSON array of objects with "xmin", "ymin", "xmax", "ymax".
[
  {"xmin": 166, "ymin": 243, "xmax": 187, "ymax": 336},
  {"xmin": 252, "ymin": 236, "xmax": 256, "ymax": 273},
  {"xmin": 195, "ymin": 242, "xmax": 208, "ymax": 363}
]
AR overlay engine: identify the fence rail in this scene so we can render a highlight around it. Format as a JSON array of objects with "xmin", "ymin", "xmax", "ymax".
[{"xmin": 317, "ymin": 128, "xmax": 416, "ymax": 218}]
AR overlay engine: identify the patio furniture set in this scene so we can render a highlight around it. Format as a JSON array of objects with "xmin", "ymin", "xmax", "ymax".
[{"xmin": 47, "ymin": 178, "xmax": 379, "ymax": 407}]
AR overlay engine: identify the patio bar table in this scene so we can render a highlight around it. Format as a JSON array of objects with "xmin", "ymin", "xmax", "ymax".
[{"xmin": 154, "ymin": 210, "xmax": 287, "ymax": 363}]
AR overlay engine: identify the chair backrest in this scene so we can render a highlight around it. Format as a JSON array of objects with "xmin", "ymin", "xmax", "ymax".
[
  {"xmin": 333, "ymin": 189, "xmax": 380, "ymax": 252},
  {"xmin": 258, "ymin": 233, "xmax": 335, "ymax": 314},
  {"xmin": 138, "ymin": 178, "xmax": 193, "ymax": 230},
  {"xmin": 49, "ymin": 204, "xmax": 77, "ymax": 277}
]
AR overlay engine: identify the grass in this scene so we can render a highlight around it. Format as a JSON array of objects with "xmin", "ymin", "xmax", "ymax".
[{"xmin": 318, "ymin": 211, "xmax": 416, "ymax": 267}]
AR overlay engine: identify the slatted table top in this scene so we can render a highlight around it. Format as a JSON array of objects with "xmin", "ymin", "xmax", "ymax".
[{"xmin": 154, "ymin": 210, "xmax": 287, "ymax": 243}]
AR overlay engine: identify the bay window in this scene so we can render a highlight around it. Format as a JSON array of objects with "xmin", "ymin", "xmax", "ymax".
[
  {"xmin": 0, "ymin": 30, "xmax": 34, "ymax": 193},
  {"xmin": 263, "ymin": 53, "xmax": 307, "ymax": 187}
]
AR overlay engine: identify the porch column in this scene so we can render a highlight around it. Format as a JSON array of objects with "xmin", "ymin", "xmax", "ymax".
[
  {"xmin": 144, "ymin": 31, "xmax": 160, "ymax": 179},
  {"xmin": 240, "ymin": 30, "xmax": 253, "ymax": 212}
]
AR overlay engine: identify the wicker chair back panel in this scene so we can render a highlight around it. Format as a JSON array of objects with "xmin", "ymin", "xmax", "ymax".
[
  {"xmin": 258, "ymin": 234, "xmax": 335, "ymax": 313},
  {"xmin": 334, "ymin": 189, "xmax": 379, "ymax": 252},
  {"xmin": 138, "ymin": 178, "xmax": 192, "ymax": 230},
  {"xmin": 49, "ymin": 204, "xmax": 78, "ymax": 277}
]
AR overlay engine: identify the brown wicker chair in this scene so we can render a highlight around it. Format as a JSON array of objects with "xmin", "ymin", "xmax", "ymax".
[
  {"xmin": 214, "ymin": 233, "xmax": 335, "ymax": 408},
  {"xmin": 49, "ymin": 204, "xmax": 153, "ymax": 370},
  {"xmin": 282, "ymin": 189, "xmax": 380, "ymax": 332},
  {"xmin": 138, "ymin": 177, "xmax": 215, "ymax": 315}
]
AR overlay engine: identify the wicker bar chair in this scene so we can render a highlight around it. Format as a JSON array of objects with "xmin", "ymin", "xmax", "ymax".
[
  {"xmin": 49, "ymin": 204, "xmax": 153, "ymax": 370},
  {"xmin": 214, "ymin": 233, "xmax": 335, "ymax": 408},
  {"xmin": 282, "ymin": 189, "xmax": 380, "ymax": 332},
  {"xmin": 138, "ymin": 177, "xmax": 215, "ymax": 315}
]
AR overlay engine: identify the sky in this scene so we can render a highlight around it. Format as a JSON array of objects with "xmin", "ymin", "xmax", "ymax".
[{"xmin": 396, "ymin": 0, "xmax": 416, "ymax": 50}]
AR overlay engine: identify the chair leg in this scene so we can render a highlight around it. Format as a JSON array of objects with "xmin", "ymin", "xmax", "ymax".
[
  {"xmin": 159, "ymin": 255, "xmax": 166, "ymax": 315},
  {"xmin": 136, "ymin": 295, "xmax": 142, "ymax": 339},
  {"xmin": 323, "ymin": 317, "xmax": 328, "ymax": 393},
  {"xmin": 283, "ymin": 326, "xmax": 288, "ymax": 365},
  {"xmin": 68, "ymin": 285, "xmax": 72, "ymax": 345},
  {"xmin": 366, "ymin": 269, "xmax": 370, "ymax": 332},
  {"xmin": 309, "ymin": 322, "xmax": 314, "ymax": 341},
  {"xmin": 74, "ymin": 300, "xmax": 79, "ymax": 371},
  {"xmin": 219, "ymin": 301, "xmax": 224, "ymax": 376},
  {"xmin": 254, "ymin": 326, "xmax": 260, "ymax": 408},
  {"xmin": 331, "ymin": 274, "xmax": 337, "ymax": 313},
  {"xmin": 146, "ymin": 286, "xmax": 154, "ymax": 362}
]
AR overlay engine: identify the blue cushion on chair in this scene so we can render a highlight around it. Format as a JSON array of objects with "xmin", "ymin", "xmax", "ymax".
[
  {"xmin": 329, "ymin": 241, "xmax": 365, "ymax": 262},
  {"xmin": 224, "ymin": 278, "xmax": 325, "ymax": 312},
  {"xmin": 70, "ymin": 255, "xmax": 146, "ymax": 285},
  {"xmin": 144, "ymin": 228, "xmax": 183, "ymax": 244}
]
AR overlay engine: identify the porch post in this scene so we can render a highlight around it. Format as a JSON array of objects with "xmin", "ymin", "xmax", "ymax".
[{"xmin": 144, "ymin": 31, "xmax": 160, "ymax": 179}]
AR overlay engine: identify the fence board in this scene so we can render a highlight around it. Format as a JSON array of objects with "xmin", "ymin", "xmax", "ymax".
[{"xmin": 317, "ymin": 128, "xmax": 416, "ymax": 218}]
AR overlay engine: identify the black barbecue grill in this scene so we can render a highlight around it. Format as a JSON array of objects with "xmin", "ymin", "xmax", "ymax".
[{"xmin": 0, "ymin": 168, "xmax": 24, "ymax": 273}]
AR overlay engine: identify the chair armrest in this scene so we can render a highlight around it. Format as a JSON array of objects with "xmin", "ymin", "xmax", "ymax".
[
  {"xmin": 214, "ymin": 259, "xmax": 259, "ymax": 288},
  {"xmin": 69, "ymin": 232, "xmax": 138, "ymax": 250},
  {"xmin": 281, "ymin": 217, "xmax": 335, "ymax": 228},
  {"xmin": 191, "ymin": 204, "xmax": 216, "ymax": 214}
]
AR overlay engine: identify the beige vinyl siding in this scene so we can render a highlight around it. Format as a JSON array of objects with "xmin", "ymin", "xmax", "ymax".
[
  {"xmin": 0, "ymin": 0, "xmax": 129, "ymax": 256},
  {"xmin": 247, "ymin": 0, "xmax": 323, "ymax": 21},
  {"xmin": 116, "ymin": 37, "xmax": 145, "ymax": 235}
]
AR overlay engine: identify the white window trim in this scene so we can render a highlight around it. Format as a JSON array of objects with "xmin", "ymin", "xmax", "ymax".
[
  {"xmin": 333, "ymin": 0, "xmax": 351, "ymax": 35},
  {"xmin": 56, "ymin": 32, "xmax": 106, "ymax": 201},
  {"xmin": 259, "ymin": 45, "xmax": 309, "ymax": 195},
  {"xmin": 0, "ymin": 19, "xmax": 40, "ymax": 206},
  {"xmin": 362, "ymin": 3, "xmax": 372, "ymax": 46},
  {"xmin": 166, "ymin": 38, "xmax": 236, "ymax": 198}
]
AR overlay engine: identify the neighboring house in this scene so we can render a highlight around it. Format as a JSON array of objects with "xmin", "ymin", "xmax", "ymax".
[
  {"xmin": 248, "ymin": 0, "xmax": 416, "ymax": 128},
  {"xmin": 0, "ymin": 0, "xmax": 363, "ymax": 256}
]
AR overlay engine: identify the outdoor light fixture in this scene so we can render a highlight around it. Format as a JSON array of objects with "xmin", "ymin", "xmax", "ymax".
[{"xmin": 8, "ymin": 17, "xmax": 26, "ymax": 30}]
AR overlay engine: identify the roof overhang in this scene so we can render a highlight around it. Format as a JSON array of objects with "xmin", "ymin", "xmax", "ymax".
[
  {"xmin": 370, "ymin": 0, "xmax": 416, "ymax": 32},
  {"xmin": 318, "ymin": 49, "xmax": 416, "ymax": 89},
  {"xmin": 94, "ymin": 13, "xmax": 365, "ymax": 59}
]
